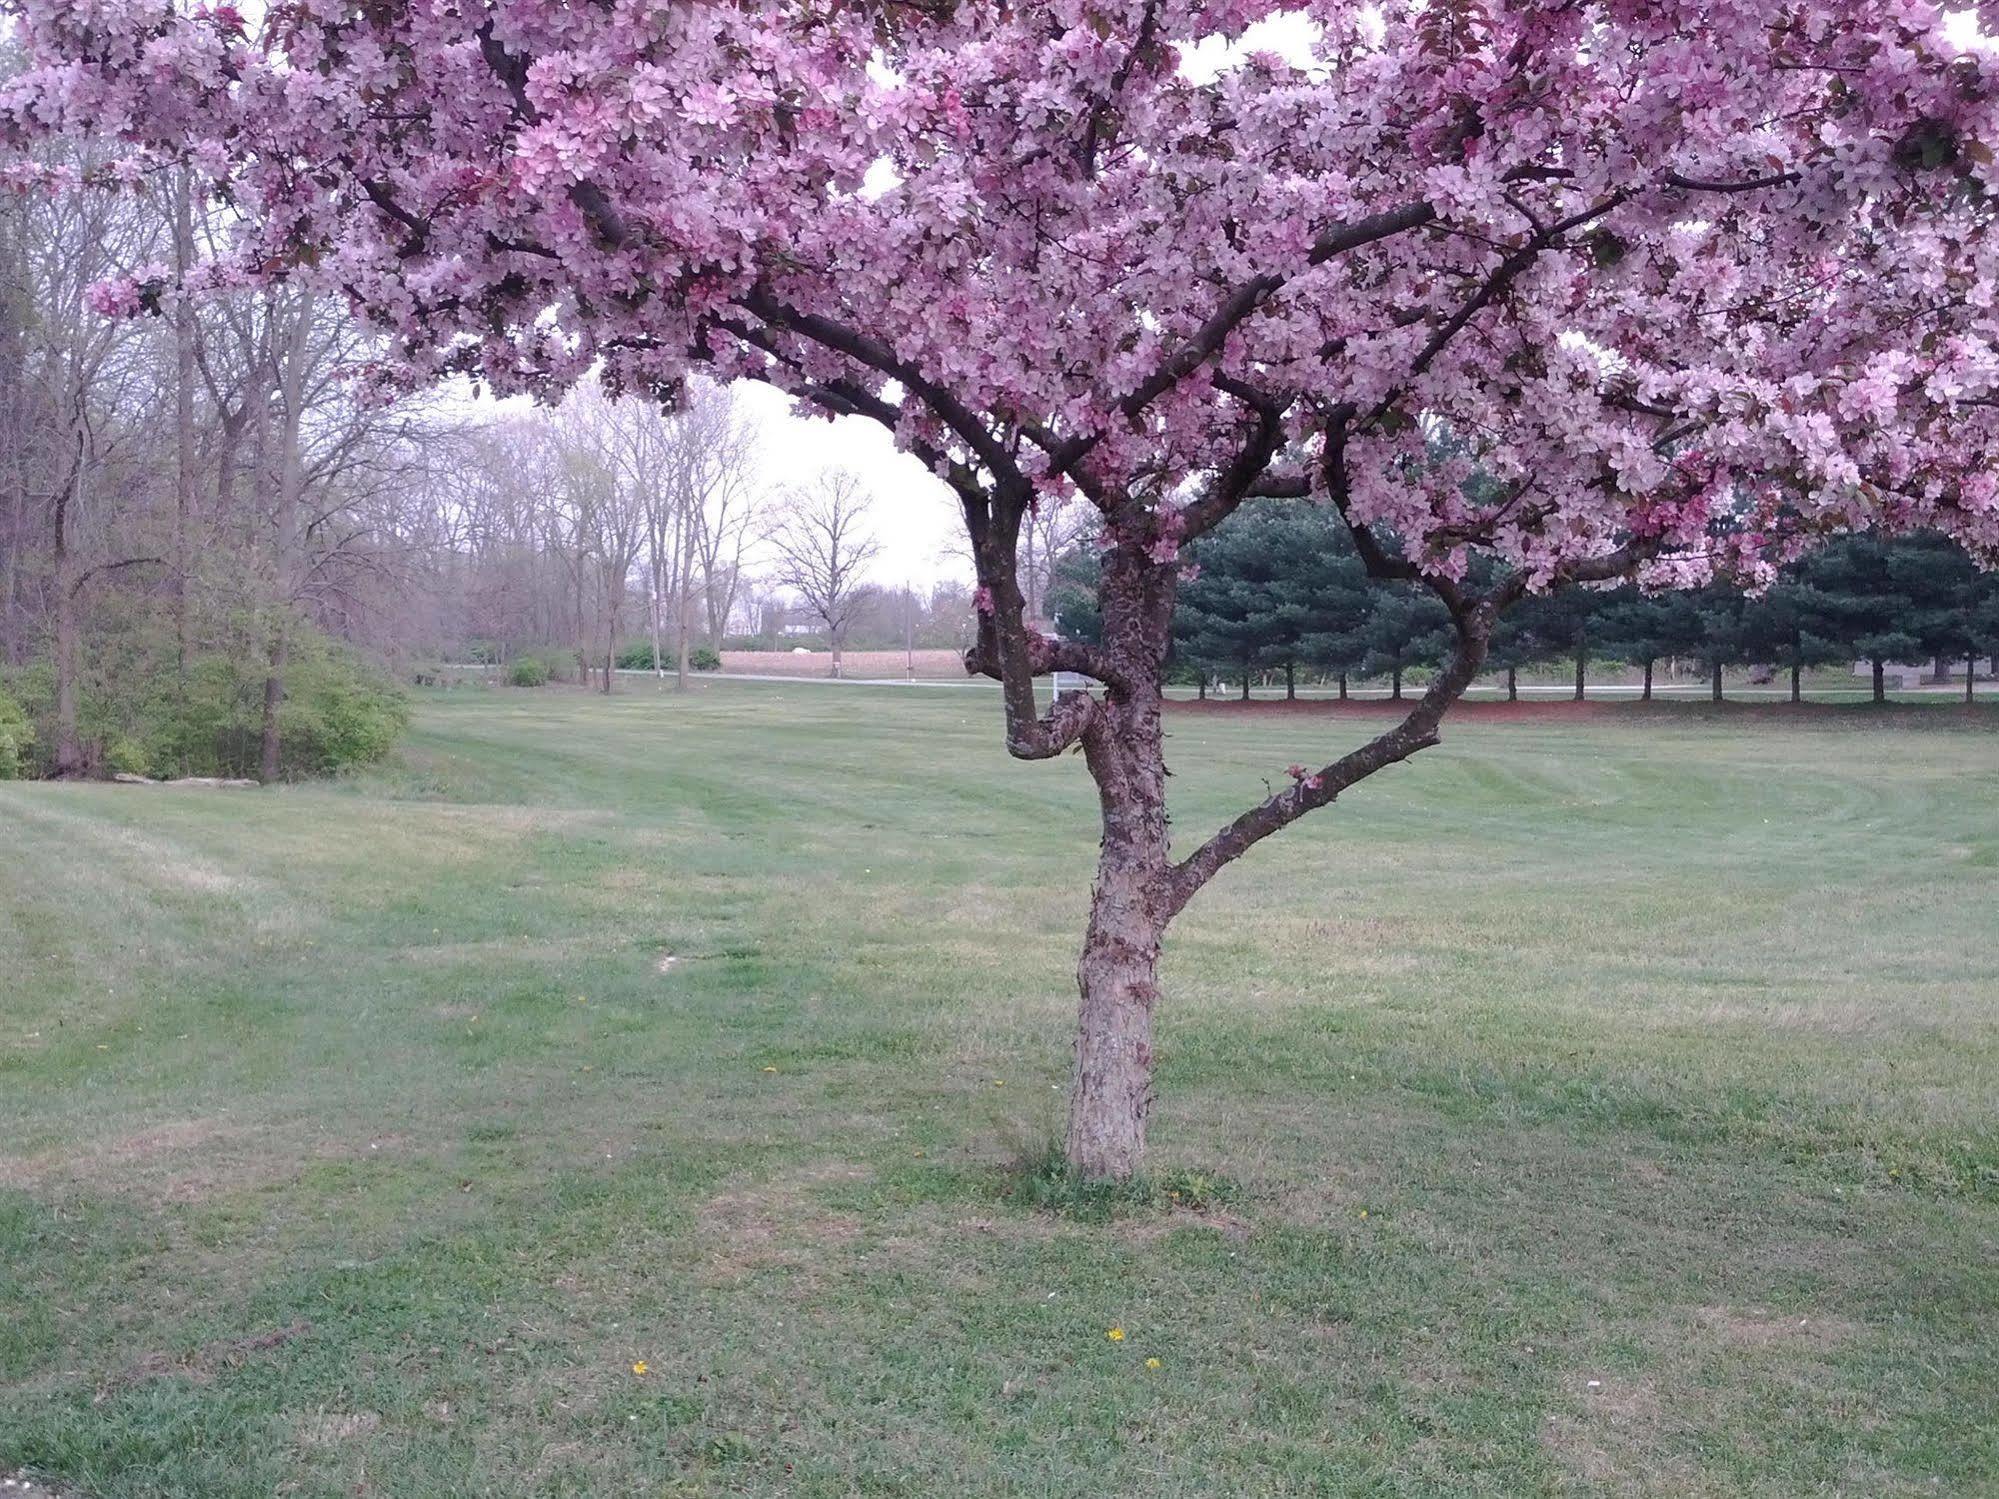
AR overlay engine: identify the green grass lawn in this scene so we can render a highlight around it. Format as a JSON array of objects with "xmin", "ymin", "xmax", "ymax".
[{"xmin": 2, "ymin": 683, "xmax": 1995, "ymax": 1497}]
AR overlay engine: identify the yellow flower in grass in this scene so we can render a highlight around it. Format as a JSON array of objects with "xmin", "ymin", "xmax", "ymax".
[
  {"xmin": 1145, "ymin": 1358, "xmax": 1162, "ymax": 1370},
  {"xmin": 1106, "ymin": 1327, "xmax": 1125, "ymax": 1343},
  {"xmin": 632, "ymin": 1361, "xmax": 649, "ymax": 1376}
]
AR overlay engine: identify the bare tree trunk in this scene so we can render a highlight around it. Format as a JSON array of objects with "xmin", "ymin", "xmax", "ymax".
[
  {"xmin": 673, "ymin": 504, "xmax": 694, "ymax": 692},
  {"xmin": 648, "ymin": 555, "xmax": 666, "ymax": 677},
  {"xmin": 51, "ymin": 421, "xmax": 86, "ymax": 777},
  {"xmin": 1711, "ymin": 659, "xmax": 1724, "ymax": 703},
  {"xmin": 1573, "ymin": 641, "xmax": 1586, "ymax": 701},
  {"xmin": 53, "ymin": 556, "xmax": 83, "ymax": 776},
  {"xmin": 830, "ymin": 630, "xmax": 844, "ymax": 679},
  {"xmin": 172, "ymin": 172, "xmax": 197, "ymax": 680},
  {"xmin": 1871, "ymin": 658, "xmax": 1885, "ymax": 704},
  {"xmin": 1, "ymin": 467, "xmax": 22, "ymax": 668},
  {"xmin": 1791, "ymin": 657, "xmax": 1802, "ymax": 703},
  {"xmin": 1967, "ymin": 654, "xmax": 1977, "ymax": 704},
  {"xmin": 259, "ymin": 630, "xmax": 289, "ymax": 782},
  {"xmin": 1284, "ymin": 661, "xmax": 1296, "ymax": 700},
  {"xmin": 1339, "ymin": 671, "xmax": 1349, "ymax": 701},
  {"xmin": 260, "ymin": 297, "xmax": 311, "ymax": 784},
  {"xmin": 1506, "ymin": 665, "xmax": 1517, "ymax": 701},
  {"xmin": 1391, "ymin": 663, "xmax": 1403, "ymax": 700},
  {"xmin": 1642, "ymin": 659, "xmax": 1654, "ymax": 701}
]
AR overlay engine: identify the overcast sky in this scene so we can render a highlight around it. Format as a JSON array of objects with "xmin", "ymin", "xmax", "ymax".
[{"xmin": 728, "ymin": 384, "xmax": 972, "ymax": 590}]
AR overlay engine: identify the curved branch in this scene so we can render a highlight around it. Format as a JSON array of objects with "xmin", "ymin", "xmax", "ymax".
[{"xmin": 1165, "ymin": 597, "xmax": 1497, "ymax": 914}]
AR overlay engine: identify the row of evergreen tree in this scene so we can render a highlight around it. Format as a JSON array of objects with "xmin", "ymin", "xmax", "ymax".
[{"xmin": 1049, "ymin": 502, "xmax": 1999, "ymax": 702}]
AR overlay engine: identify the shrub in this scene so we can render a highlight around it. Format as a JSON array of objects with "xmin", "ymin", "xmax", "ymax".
[
  {"xmin": 0, "ymin": 686, "xmax": 30, "ymax": 780},
  {"xmin": 141, "ymin": 635, "xmax": 409, "ymax": 780},
  {"xmin": 615, "ymin": 643, "xmax": 722, "ymax": 671},
  {"xmin": 508, "ymin": 656, "xmax": 551, "ymax": 688},
  {"xmin": 103, "ymin": 734, "xmax": 150, "ymax": 778}
]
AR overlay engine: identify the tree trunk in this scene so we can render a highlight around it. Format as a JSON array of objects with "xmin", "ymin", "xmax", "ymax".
[
  {"xmin": 649, "ymin": 554, "xmax": 666, "ymax": 678},
  {"xmin": 1642, "ymin": 659, "xmax": 1654, "ymax": 702},
  {"xmin": 1790, "ymin": 657, "xmax": 1802, "ymax": 703},
  {"xmin": 1507, "ymin": 665, "xmax": 1517, "ymax": 701},
  {"xmin": 1338, "ymin": 672, "xmax": 1349, "ymax": 701},
  {"xmin": 172, "ymin": 171, "xmax": 197, "ymax": 681},
  {"xmin": 1573, "ymin": 642, "xmax": 1586, "ymax": 701},
  {"xmin": 51, "ymin": 421, "xmax": 85, "ymax": 777},
  {"xmin": 1968, "ymin": 654, "xmax": 1977, "ymax": 704},
  {"xmin": 260, "ymin": 302, "xmax": 311, "ymax": 785},
  {"xmin": 1711, "ymin": 659, "xmax": 1723, "ymax": 703},
  {"xmin": 53, "ymin": 561, "xmax": 83, "ymax": 777},
  {"xmin": 1872, "ymin": 658, "xmax": 1885, "ymax": 704},
  {"xmin": 1065, "ymin": 551, "xmax": 1172, "ymax": 1181},
  {"xmin": 1284, "ymin": 661, "xmax": 1296, "ymax": 700},
  {"xmin": 1196, "ymin": 676, "xmax": 1206, "ymax": 700},
  {"xmin": 674, "ymin": 504, "xmax": 694, "ymax": 693},
  {"xmin": 1391, "ymin": 664, "xmax": 1403, "ymax": 700},
  {"xmin": 831, "ymin": 634, "xmax": 843, "ymax": 679},
  {"xmin": 1238, "ymin": 670, "xmax": 1249, "ymax": 701},
  {"xmin": 258, "ymin": 629, "xmax": 289, "ymax": 783},
  {"xmin": 1067, "ymin": 879, "xmax": 1165, "ymax": 1181}
]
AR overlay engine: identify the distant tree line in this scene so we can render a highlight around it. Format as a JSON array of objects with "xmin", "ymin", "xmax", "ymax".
[{"xmin": 1050, "ymin": 502, "xmax": 1999, "ymax": 704}]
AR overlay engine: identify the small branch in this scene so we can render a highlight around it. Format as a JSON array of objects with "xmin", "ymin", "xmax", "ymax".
[{"xmin": 70, "ymin": 555, "xmax": 166, "ymax": 597}]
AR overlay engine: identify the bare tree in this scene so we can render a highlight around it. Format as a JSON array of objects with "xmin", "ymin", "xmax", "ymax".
[{"xmin": 767, "ymin": 469, "xmax": 881, "ymax": 679}]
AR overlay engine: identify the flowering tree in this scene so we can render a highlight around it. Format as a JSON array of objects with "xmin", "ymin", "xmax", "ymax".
[{"xmin": 11, "ymin": 0, "xmax": 1999, "ymax": 1177}]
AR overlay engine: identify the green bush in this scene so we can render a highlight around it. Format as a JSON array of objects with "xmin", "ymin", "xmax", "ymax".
[
  {"xmin": 103, "ymin": 734, "xmax": 150, "ymax": 778},
  {"xmin": 0, "ymin": 685, "xmax": 30, "ymax": 780},
  {"xmin": 508, "ymin": 656, "xmax": 551, "ymax": 688},
  {"xmin": 614, "ymin": 643, "xmax": 723, "ymax": 672},
  {"xmin": 141, "ymin": 635, "xmax": 409, "ymax": 780}
]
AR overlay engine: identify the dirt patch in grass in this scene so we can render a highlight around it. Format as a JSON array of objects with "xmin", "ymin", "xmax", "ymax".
[
  {"xmin": 102, "ymin": 1320, "xmax": 312, "ymax": 1396},
  {"xmin": 1692, "ymin": 1305, "xmax": 1855, "ymax": 1350},
  {"xmin": 696, "ymin": 1162, "xmax": 872, "ymax": 1283},
  {"xmin": 293, "ymin": 1410, "xmax": 382, "ymax": 1446},
  {"xmin": 1540, "ymin": 1375, "xmax": 1694, "ymax": 1495},
  {"xmin": 0, "ymin": 1117, "xmax": 240, "ymax": 1194},
  {"xmin": 1116, "ymin": 1205, "xmax": 1255, "ymax": 1245}
]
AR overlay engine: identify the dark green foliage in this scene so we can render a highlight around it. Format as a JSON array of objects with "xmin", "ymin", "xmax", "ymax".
[
  {"xmin": 1062, "ymin": 507, "xmax": 1999, "ymax": 699},
  {"xmin": 690, "ymin": 645, "xmax": 722, "ymax": 672},
  {"xmin": 1047, "ymin": 544, "xmax": 1103, "ymax": 645},
  {"xmin": 507, "ymin": 656, "xmax": 551, "ymax": 687},
  {"xmin": 1175, "ymin": 500, "xmax": 1386, "ymax": 696}
]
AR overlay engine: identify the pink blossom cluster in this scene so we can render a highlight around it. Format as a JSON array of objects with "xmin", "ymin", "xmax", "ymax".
[{"xmin": 9, "ymin": 0, "xmax": 1999, "ymax": 582}]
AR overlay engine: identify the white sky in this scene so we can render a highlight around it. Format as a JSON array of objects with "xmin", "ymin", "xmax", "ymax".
[{"xmin": 730, "ymin": 384, "xmax": 972, "ymax": 589}]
